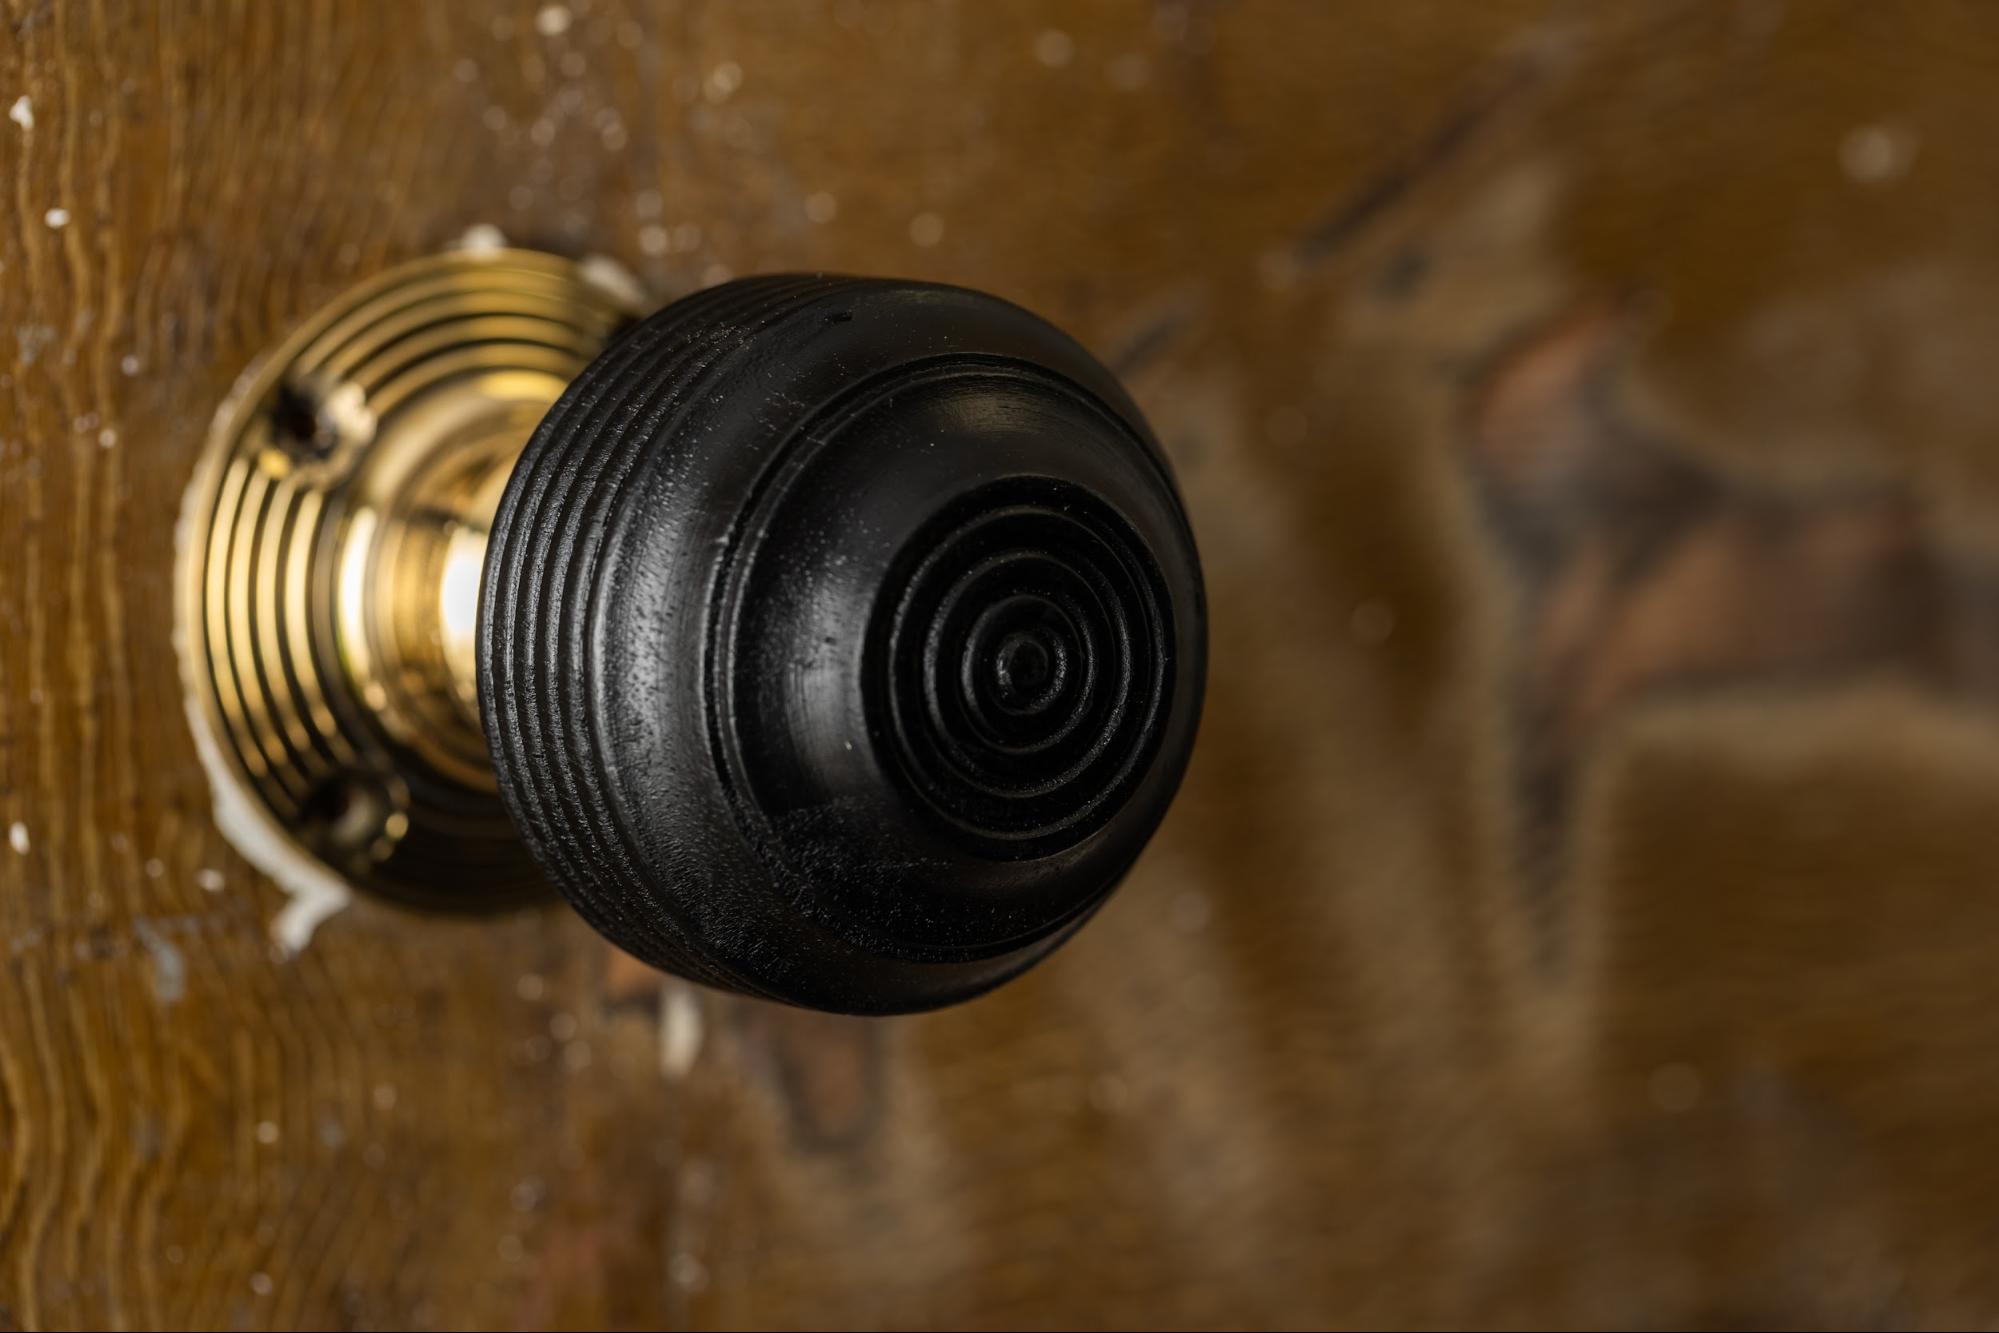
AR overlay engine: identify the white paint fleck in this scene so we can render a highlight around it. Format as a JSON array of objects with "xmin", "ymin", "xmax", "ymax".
[
  {"xmin": 144, "ymin": 857, "xmax": 165, "ymax": 878},
  {"xmin": 120, "ymin": 354, "xmax": 140, "ymax": 376},
  {"xmin": 535, "ymin": 4, "xmax": 572, "ymax": 37},
  {"xmin": 196, "ymin": 868, "xmax": 225, "ymax": 893},
  {"xmin": 1841, "ymin": 123, "xmax": 1917, "ymax": 186},
  {"xmin": 7, "ymin": 822, "xmax": 27, "ymax": 855},
  {"xmin": 579, "ymin": 252, "xmax": 649, "ymax": 309},
  {"xmin": 275, "ymin": 879, "xmax": 349, "ymax": 950},
  {"xmin": 97, "ymin": 427, "xmax": 116, "ymax": 449},
  {"xmin": 638, "ymin": 223, "xmax": 669, "ymax": 257},
  {"xmin": 909, "ymin": 212, "xmax": 945, "ymax": 248},
  {"xmin": 8, "ymin": 95, "xmax": 31, "ymax": 131},
  {"xmin": 804, "ymin": 191, "xmax": 839, "ymax": 224},
  {"xmin": 254, "ymin": 1119, "xmax": 280, "ymax": 1144},
  {"xmin": 453, "ymin": 222, "xmax": 508, "ymax": 254},
  {"xmin": 16, "ymin": 325, "xmax": 52, "ymax": 365},
  {"xmin": 43, "ymin": 207, "xmax": 68, "ymax": 230},
  {"xmin": 133, "ymin": 920, "xmax": 186, "ymax": 1004},
  {"xmin": 659, "ymin": 981, "xmax": 704, "ymax": 1079},
  {"xmin": 1034, "ymin": 29, "xmax": 1074, "ymax": 68},
  {"xmin": 248, "ymin": 1273, "xmax": 273, "ymax": 1297}
]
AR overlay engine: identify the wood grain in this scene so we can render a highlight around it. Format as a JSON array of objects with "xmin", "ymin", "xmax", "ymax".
[{"xmin": 7, "ymin": 0, "xmax": 1999, "ymax": 1327}]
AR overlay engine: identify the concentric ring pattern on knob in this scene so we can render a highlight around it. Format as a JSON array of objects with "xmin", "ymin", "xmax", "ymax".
[
  {"xmin": 876, "ymin": 479, "xmax": 1173, "ymax": 856},
  {"xmin": 480, "ymin": 275, "xmax": 1205, "ymax": 1013}
]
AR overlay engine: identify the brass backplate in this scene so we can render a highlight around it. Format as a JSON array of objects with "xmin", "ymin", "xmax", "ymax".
[{"xmin": 177, "ymin": 248, "xmax": 635, "ymax": 910}]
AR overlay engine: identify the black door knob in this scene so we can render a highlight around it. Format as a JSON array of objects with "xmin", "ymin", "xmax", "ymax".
[
  {"xmin": 481, "ymin": 276, "xmax": 1206, "ymax": 1012},
  {"xmin": 181, "ymin": 251, "xmax": 1203, "ymax": 1013}
]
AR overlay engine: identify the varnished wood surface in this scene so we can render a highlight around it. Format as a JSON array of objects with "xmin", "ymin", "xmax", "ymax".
[{"xmin": 7, "ymin": 0, "xmax": 1999, "ymax": 1327}]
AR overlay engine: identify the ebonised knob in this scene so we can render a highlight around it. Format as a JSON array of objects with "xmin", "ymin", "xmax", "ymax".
[{"xmin": 478, "ymin": 276, "xmax": 1206, "ymax": 1013}]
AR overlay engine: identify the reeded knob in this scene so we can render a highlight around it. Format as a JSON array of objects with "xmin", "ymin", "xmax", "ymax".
[{"xmin": 479, "ymin": 276, "xmax": 1206, "ymax": 1012}]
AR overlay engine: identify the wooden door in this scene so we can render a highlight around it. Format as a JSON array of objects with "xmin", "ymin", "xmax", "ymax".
[{"xmin": 7, "ymin": 1, "xmax": 1999, "ymax": 1327}]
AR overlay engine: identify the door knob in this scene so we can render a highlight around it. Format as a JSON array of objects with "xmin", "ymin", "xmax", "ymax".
[{"xmin": 180, "ymin": 249, "xmax": 1205, "ymax": 1012}]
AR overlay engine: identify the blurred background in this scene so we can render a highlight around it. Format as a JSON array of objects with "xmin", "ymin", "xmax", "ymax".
[{"xmin": 5, "ymin": 0, "xmax": 1999, "ymax": 1327}]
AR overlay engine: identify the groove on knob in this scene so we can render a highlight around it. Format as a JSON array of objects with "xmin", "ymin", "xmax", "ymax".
[{"xmin": 483, "ymin": 276, "xmax": 849, "ymax": 996}]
